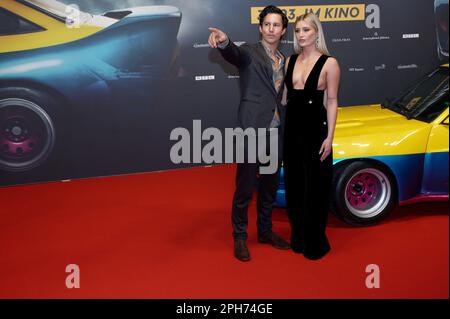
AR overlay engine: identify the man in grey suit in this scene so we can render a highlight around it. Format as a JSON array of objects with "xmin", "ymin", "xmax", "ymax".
[{"xmin": 208, "ymin": 5, "xmax": 290, "ymax": 262}]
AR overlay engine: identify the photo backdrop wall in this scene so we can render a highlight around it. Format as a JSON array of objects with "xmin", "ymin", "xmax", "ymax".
[{"xmin": 0, "ymin": 0, "xmax": 448, "ymax": 186}]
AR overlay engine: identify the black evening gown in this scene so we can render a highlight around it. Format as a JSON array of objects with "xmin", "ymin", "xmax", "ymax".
[{"xmin": 283, "ymin": 54, "xmax": 333, "ymax": 260}]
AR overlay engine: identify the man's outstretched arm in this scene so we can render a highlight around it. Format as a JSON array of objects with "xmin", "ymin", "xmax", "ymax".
[{"xmin": 208, "ymin": 27, "xmax": 249, "ymax": 67}]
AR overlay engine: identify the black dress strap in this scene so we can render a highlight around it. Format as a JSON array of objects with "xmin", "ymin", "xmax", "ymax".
[
  {"xmin": 304, "ymin": 54, "xmax": 329, "ymax": 91},
  {"xmin": 285, "ymin": 54, "xmax": 299, "ymax": 91}
]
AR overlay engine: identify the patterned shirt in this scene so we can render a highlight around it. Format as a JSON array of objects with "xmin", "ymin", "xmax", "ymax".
[{"xmin": 261, "ymin": 41, "xmax": 285, "ymax": 128}]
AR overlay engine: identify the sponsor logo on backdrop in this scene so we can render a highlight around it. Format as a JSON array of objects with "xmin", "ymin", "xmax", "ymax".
[
  {"xmin": 402, "ymin": 33, "xmax": 420, "ymax": 39},
  {"xmin": 362, "ymin": 31, "xmax": 391, "ymax": 41},
  {"xmin": 193, "ymin": 43, "xmax": 210, "ymax": 48},
  {"xmin": 332, "ymin": 37, "xmax": 351, "ymax": 43},
  {"xmin": 374, "ymin": 64, "xmax": 386, "ymax": 71},
  {"xmin": 251, "ymin": 4, "xmax": 380, "ymax": 28},
  {"xmin": 349, "ymin": 67, "xmax": 365, "ymax": 72},
  {"xmin": 228, "ymin": 75, "xmax": 240, "ymax": 79},
  {"xmin": 195, "ymin": 75, "xmax": 215, "ymax": 81},
  {"xmin": 397, "ymin": 64, "xmax": 418, "ymax": 70}
]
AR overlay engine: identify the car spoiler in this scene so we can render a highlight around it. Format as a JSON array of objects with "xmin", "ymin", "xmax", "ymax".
[{"xmin": 103, "ymin": 6, "xmax": 181, "ymax": 22}]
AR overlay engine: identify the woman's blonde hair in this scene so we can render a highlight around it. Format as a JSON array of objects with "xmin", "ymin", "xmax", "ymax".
[{"xmin": 293, "ymin": 13, "xmax": 330, "ymax": 55}]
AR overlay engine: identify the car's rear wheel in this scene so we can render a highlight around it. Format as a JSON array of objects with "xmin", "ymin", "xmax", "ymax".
[
  {"xmin": 331, "ymin": 161, "xmax": 398, "ymax": 226},
  {"xmin": 0, "ymin": 88, "xmax": 59, "ymax": 172}
]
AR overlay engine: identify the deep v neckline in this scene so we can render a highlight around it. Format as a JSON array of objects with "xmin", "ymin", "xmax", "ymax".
[{"xmin": 292, "ymin": 54, "xmax": 324, "ymax": 91}]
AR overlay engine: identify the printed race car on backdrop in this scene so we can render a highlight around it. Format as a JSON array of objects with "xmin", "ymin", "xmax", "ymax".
[
  {"xmin": 0, "ymin": 0, "xmax": 181, "ymax": 172},
  {"xmin": 435, "ymin": 0, "xmax": 449, "ymax": 61},
  {"xmin": 276, "ymin": 64, "xmax": 449, "ymax": 226}
]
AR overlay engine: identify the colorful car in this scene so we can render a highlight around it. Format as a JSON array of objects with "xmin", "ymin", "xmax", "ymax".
[
  {"xmin": 276, "ymin": 64, "xmax": 449, "ymax": 226},
  {"xmin": 0, "ymin": 0, "xmax": 181, "ymax": 172}
]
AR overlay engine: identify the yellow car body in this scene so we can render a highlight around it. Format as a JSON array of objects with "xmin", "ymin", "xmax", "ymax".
[
  {"xmin": 0, "ymin": 0, "xmax": 114, "ymax": 54},
  {"xmin": 334, "ymin": 104, "xmax": 448, "ymax": 159}
]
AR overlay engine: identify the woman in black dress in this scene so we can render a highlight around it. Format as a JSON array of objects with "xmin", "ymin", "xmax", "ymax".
[{"xmin": 283, "ymin": 13, "xmax": 341, "ymax": 260}]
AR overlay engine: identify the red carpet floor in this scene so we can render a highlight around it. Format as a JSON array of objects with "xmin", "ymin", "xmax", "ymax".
[{"xmin": 0, "ymin": 165, "xmax": 448, "ymax": 299}]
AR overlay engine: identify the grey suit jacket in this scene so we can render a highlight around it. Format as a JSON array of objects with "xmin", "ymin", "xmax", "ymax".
[{"xmin": 219, "ymin": 40, "xmax": 286, "ymax": 131}]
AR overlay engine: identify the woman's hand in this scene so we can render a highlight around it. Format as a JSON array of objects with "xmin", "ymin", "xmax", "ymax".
[{"xmin": 319, "ymin": 137, "xmax": 333, "ymax": 162}]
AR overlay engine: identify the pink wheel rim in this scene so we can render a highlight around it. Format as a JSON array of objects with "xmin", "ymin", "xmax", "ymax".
[
  {"xmin": 0, "ymin": 98, "xmax": 55, "ymax": 171},
  {"xmin": 344, "ymin": 167, "xmax": 392, "ymax": 218}
]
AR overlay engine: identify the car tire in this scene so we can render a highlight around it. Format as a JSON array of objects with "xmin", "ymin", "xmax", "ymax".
[
  {"xmin": 0, "ymin": 87, "xmax": 61, "ymax": 172},
  {"xmin": 331, "ymin": 160, "xmax": 398, "ymax": 226}
]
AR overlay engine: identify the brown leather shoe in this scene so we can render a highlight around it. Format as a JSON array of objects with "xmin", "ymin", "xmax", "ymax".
[
  {"xmin": 258, "ymin": 231, "xmax": 291, "ymax": 250},
  {"xmin": 234, "ymin": 239, "xmax": 251, "ymax": 262}
]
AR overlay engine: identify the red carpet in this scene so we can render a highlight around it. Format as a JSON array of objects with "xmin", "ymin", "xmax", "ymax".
[{"xmin": 0, "ymin": 165, "xmax": 448, "ymax": 299}]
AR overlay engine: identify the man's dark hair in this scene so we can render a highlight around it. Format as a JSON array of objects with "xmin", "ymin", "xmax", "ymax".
[{"xmin": 258, "ymin": 5, "xmax": 288, "ymax": 29}]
